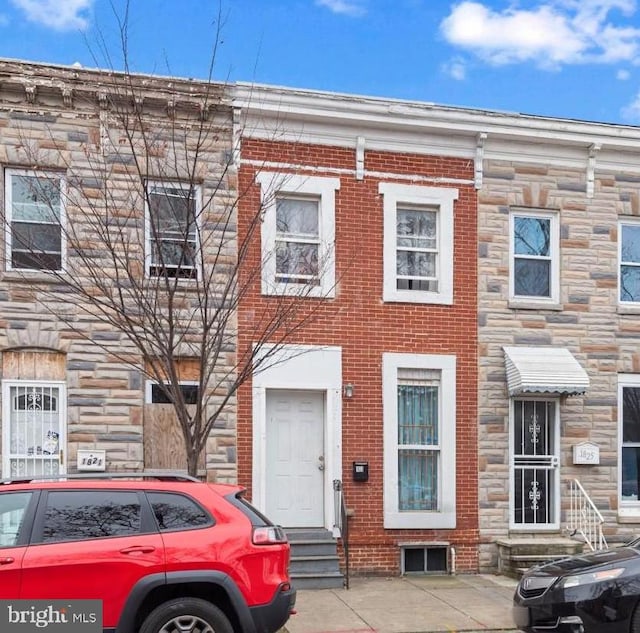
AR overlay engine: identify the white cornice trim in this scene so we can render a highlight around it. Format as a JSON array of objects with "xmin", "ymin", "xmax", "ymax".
[
  {"xmin": 587, "ymin": 143, "xmax": 601, "ymax": 198},
  {"xmin": 356, "ymin": 136, "xmax": 365, "ymax": 180},
  {"xmin": 475, "ymin": 133, "xmax": 487, "ymax": 189},
  {"xmin": 233, "ymin": 83, "xmax": 640, "ymax": 165}
]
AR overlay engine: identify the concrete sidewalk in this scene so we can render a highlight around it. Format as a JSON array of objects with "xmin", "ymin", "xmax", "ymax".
[{"xmin": 284, "ymin": 574, "xmax": 520, "ymax": 633}]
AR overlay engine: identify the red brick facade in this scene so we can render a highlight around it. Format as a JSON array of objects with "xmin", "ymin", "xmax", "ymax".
[{"xmin": 238, "ymin": 138, "xmax": 479, "ymax": 574}]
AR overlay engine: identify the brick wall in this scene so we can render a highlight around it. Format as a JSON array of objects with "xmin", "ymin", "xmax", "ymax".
[{"xmin": 238, "ymin": 138, "xmax": 479, "ymax": 574}]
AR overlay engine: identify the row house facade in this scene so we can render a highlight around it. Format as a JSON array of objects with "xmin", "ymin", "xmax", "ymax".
[
  {"xmin": 0, "ymin": 60, "xmax": 238, "ymax": 484},
  {"xmin": 476, "ymin": 118, "xmax": 640, "ymax": 570},
  {"xmin": 234, "ymin": 86, "xmax": 480, "ymax": 574},
  {"xmin": 4, "ymin": 58, "xmax": 640, "ymax": 577}
]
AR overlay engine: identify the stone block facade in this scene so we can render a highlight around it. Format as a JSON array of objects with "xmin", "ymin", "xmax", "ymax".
[
  {"xmin": 0, "ymin": 60, "xmax": 237, "ymax": 480},
  {"xmin": 478, "ymin": 152, "xmax": 640, "ymax": 570}
]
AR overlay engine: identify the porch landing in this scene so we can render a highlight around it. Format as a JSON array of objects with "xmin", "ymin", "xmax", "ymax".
[{"xmin": 496, "ymin": 536, "xmax": 584, "ymax": 578}]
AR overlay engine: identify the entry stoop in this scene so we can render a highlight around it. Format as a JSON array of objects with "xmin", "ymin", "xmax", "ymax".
[
  {"xmin": 496, "ymin": 537, "xmax": 584, "ymax": 578},
  {"xmin": 285, "ymin": 528, "xmax": 344, "ymax": 589}
]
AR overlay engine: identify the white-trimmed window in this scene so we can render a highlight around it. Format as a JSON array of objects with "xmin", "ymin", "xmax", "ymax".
[
  {"xmin": 145, "ymin": 182, "xmax": 200, "ymax": 279},
  {"xmin": 619, "ymin": 221, "xmax": 640, "ymax": 304},
  {"xmin": 383, "ymin": 353, "xmax": 456, "ymax": 529},
  {"xmin": 510, "ymin": 210, "xmax": 559, "ymax": 303},
  {"xmin": 619, "ymin": 374, "xmax": 640, "ymax": 514},
  {"xmin": 256, "ymin": 172, "xmax": 339, "ymax": 297},
  {"xmin": 380, "ymin": 183, "xmax": 457, "ymax": 305},
  {"xmin": 5, "ymin": 169, "xmax": 65, "ymax": 272}
]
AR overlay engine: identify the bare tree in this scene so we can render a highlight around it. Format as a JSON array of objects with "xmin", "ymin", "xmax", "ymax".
[{"xmin": 0, "ymin": 31, "xmax": 334, "ymax": 477}]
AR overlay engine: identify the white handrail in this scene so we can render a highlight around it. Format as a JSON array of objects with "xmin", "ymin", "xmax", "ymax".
[{"xmin": 568, "ymin": 479, "xmax": 607, "ymax": 551}]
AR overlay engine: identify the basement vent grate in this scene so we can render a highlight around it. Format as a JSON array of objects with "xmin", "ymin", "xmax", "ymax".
[{"xmin": 401, "ymin": 545, "xmax": 448, "ymax": 574}]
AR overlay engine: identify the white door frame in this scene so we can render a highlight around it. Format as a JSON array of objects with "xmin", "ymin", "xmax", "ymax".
[
  {"xmin": 252, "ymin": 345, "xmax": 342, "ymax": 533},
  {"xmin": 509, "ymin": 397, "xmax": 560, "ymax": 531},
  {"xmin": 2, "ymin": 380, "xmax": 67, "ymax": 478}
]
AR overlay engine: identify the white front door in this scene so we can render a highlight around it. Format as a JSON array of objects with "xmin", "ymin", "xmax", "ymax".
[{"xmin": 265, "ymin": 390, "xmax": 325, "ymax": 527}]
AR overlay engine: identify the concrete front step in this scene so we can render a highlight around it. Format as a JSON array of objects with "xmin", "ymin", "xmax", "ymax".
[
  {"xmin": 290, "ymin": 571, "xmax": 344, "ymax": 590},
  {"xmin": 496, "ymin": 536, "xmax": 583, "ymax": 578},
  {"xmin": 286, "ymin": 527, "xmax": 335, "ymax": 541},
  {"xmin": 509, "ymin": 553, "xmax": 573, "ymax": 562},
  {"xmin": 285, "ymin": 527, "xmax": 344, "ymax": 590},
  {"xmin": 288, "ymin": 539, "xmax": 339, "ymax": 557},
  {"xmin": 290, "ymin": 554, "xmax": 341, "ymax": 575}
]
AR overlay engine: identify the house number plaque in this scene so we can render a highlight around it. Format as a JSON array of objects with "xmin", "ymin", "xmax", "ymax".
[
  {"xmin": 77, "ymin": 449, "xmax": 106, "ymax": 471},
  {"xmin": 573, "ymin": 442, "xmax": 600, "ymax": 465}
]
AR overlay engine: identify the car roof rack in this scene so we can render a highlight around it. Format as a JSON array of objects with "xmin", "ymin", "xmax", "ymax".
[{"xmin": 0, "ymin": 470, "xmax": 202, "ymax": 485}]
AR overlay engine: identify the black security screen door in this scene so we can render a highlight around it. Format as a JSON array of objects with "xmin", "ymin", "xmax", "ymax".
[{"xmin": 512, "ymin": 399, "xmax": 558, "ymax": 527}]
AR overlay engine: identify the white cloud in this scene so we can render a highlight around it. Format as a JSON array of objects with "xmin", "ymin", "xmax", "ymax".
[
  {"xmin": 440, "ymin": 1, "xmax": 640, "ymax": 69},
  {"xmin": 315, "ymin": 0, "xmax": 367, "ymax": 17},
  {"xmin": 443, "ymin": 57, "xmax": 467, "ymax": 80},
  {"xmin": 622, "ymin": 90, "xmax": 640, "ymax": 121},
  {"xmin": 617, "ymin": 68, "xmax": 631, "ymax": 79},
  {"xmin": 10, "ymin": 0, "xmax": 93, "ymax": 31}
]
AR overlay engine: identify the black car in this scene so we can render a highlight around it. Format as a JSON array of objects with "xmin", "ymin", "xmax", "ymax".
[{"xmin": 513, "ymin": 541, "xmax": 640, "ymax": 633}]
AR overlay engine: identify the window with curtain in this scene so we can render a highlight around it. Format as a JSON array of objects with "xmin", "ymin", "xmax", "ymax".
[
  {"xmin": 397, "ymin": 369, "xmax": 440, "ymax": 512},
  {"xmin": 379, "ymin": 182, "xmax": 457, "ymax": 305},
  {"xmin": 396, "ymin": 205, "xmax": 438, "ymax": 293},
  {"xmin": 275, "ymin": 195, "xmax": 320, "ymax": 285},
  {"xmin": 256, "ymin": 172, "xmax": 339, "ymax": 298}
]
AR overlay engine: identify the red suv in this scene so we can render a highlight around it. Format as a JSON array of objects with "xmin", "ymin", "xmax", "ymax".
[{"xmin": 0, "ymin": 472, "xmax": 296, "ymax": 633}]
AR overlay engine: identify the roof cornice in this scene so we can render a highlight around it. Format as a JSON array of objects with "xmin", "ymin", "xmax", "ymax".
[
  {"xmin": 233, "ymin": 82, "xmax": 640, "ymax": 170},
  {"xmin": 0, "ymin": 57, "xmax": 231, "ymax": 118}
]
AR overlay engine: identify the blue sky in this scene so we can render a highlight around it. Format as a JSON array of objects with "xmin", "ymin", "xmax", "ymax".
[{"xmin": 1, "ymin": 1, "xmax": 640, "ymax": 125}]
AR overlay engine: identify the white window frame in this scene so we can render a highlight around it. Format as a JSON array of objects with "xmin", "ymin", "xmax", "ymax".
[
  {"xmin": 379, "ymin": 183, "xmax": 457, "ymax": 305},
  {"xmin": 618, "ymin": 220, "xmax": 640, "ymax": 306},
  {"xmin": 145, "ymin": 380, "xmax": 200, "ymax": 404},
  {"xmin": 618, "ymin": 374, "xmax": 640, "ymax": 518},
  {"xmin": 509, "ymin": 209, "xmax": 559, "ymax": 304},
  {"xmin": 256, "ymin": 172, "xmax": 339, "ymax": 298},
  {"xmin": 383, "ymin": 352, "xmax": 456, "ymax": 529},
  {"xmin": 4, "ymin": 168, "xmax": 66, "ymax": 272},
  {"xmin": 144, "ymin": 181, "xmax": 201, "ymax": 280}
]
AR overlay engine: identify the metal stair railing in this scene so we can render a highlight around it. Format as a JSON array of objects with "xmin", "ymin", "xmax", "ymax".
[
  {"xmin": 333, "ymin": 479, "xmax": 350, "ymax": 589},
  {"xmin": 568, "ymin": 478, "xmax": 607, "ymax": 551}
]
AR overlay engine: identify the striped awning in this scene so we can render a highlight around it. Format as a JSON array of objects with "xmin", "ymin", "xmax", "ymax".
[{"xmin": 503, "ymin": 346, "xmax": 589, "ymax": 397}]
